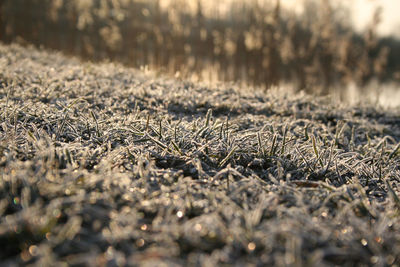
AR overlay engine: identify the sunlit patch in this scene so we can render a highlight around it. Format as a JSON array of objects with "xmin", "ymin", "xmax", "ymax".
[
  {"xmin": 361, "ymin": 239, "xmax": 368, "ymax": 246},
  {"xmin": 341, "ymin": 226, "xmax": 353, "ymax": 234},
  {"xmin": 141, "ymin": 200, "xmax": 151, "ymax": 207},
  {"xmin": 46, "ymin": 232, "xmax": 52, "ymax": 240},
  {"xmin": 176, "ymin": 211, "xmax": 184, "ymax": 218},
  {"xmin": 20, "ymin": 250, "xmax": 31, "ymax": 262},
  {"xmin": 247, "ymin": 242, "xmax": 256, "ymax": 251},
  {"xmin": 194, "ymin": 223, "xmax": 202, "ymax": 232},
  {"xmin": 29, "ymin": 245, "xmax": 38, "ymax": 256},
  {"xmin": 386, "ymin": 255, "xmax": 395, "ymax": 265},
  {"xmin": 136, "ymin": 239, "xmax": 145, "ymax": 247},
  {"xmin": 370, "ymin": 256, "xmax": 379, "ymax": 264},
  {"xmin": 163, "ymin": 199, "xmax": 171, "ymax": 206},
  {"xmin": 208, "ymin": 231, "xmax": 216, "ymax": 239},
  {"xmin": 106, "ymin": 246, "xmax": 114, "ymax": 258}
]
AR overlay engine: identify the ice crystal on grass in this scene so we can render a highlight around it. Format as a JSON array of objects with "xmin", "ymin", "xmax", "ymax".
[{"xmin": 0, "ymin": 43, "xmax": 400, "ymax": 266}]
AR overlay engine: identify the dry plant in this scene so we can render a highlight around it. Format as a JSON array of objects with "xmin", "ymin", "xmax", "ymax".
[{"xmin": 0, "ymin": 0, "xmax": 397, "ymax": 93}]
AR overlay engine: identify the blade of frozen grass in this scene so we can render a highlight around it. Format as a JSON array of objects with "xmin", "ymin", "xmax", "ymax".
[
  {"xmin": 323, "ymin": 141, "xmax": 335, "ymax": 175},
  {"xmin": 171, "ymin": 140, "xmax": 183, "ymax": 156},
  {"xmin": 335, "ymin": 121, "xmax": 346, "ymax": 147},
  {"xmin": 227, "ymin": 170, "xmax": 232, "ymax": 192},
  {"xmin": 280, "ymin": 125, "xmax": 287, "ymax": 156},
  {"xmin": 205, "ymin": 108, "xmax": 212, "ymax": 127},
  {"xmin": 159, "ymin": 119, "xmax": 163, "ymax": 139},
  {"xmin": 219, "ymin": 120, "xmax": 224, "ymax": 140},
  {"xmin": 304, "ymin": 123, "xmax": 309, "ymax": 141},
  {"xmin": 225, "ymin": 116, "xmax": 229, "ymax": 139},
  {"xmin": 126, "ymin": 126, "xmax": 145, "ymax": 136},
  {"xmin": 132, "ymin": 100, "xmax": 141, "ymax": 120},
  {"xmin": 126, "ymin": 147, "xmax": 135, "ymax": 162},
  {"xmin": 65, "ymin": 148, "xmax": 73, "ymax": 165},
  {"xmin": 312, "ymin": 135, "xmax": 324, "ymax": 168},
  {"xmin": 65, "ymin": 98, "xmax": 84, "ymax": 111},
  {"xmin": 27, "ymin": 130, "xmax": 37, "ymax": 142},
  {"xmin": 56, "ymin": 113, "xmax": 68, "ymax": 139},
  {"xmin": 145, "ymin": 132, "xmax": 169, "ymax": 151},
  {"xmin": 366, "ymin": 132, "xmax": 372, "ymax": 149},
  {"xmin": 145, "ymin": 114, "xmax": 150, "ymax": 132},
  {"xmin": 257, "ymin": 132, "xmax": 265, "ymax": 157},
  {"xmin": 296, "ymin": 145, "xmax": 314, "ymax": 172},
  {"xmin": 385, "ymin": 180, "xmax": 400, "ymax": 209},
  {"xmin": 376, "ymin": 136, "xmax": 388, "ymax": 151},
  {"xmin": 350, "ymin": 126, "xmax": 355, "ymax": 149},
  {"xmin": 270, "ymin": 134, "xmax": 277, "ymax": 156},
  {"xmin": 174, "ymin": 119, "xmax": 181, "ymax": 143},
  {"xmin": 335, "ymin": 158, "xmax": 346, "ymax": 185},
  {"xmin": 219, "ymin": 145, "xmax": 238, "ymax": 168},
  {"xmin": 5, "ymin": 86, "xmax": 11, "ymax": 107},
  {"xmin": 90, "ymin": 110, "xmax": 100, "ymax": 137},
  {"xmin": 195, "ymin": 125, "xmax": 209, "ymax": 139},
  {"xmin": 389, "ymin": 142, "xmax": 400, "ymax": 160}
]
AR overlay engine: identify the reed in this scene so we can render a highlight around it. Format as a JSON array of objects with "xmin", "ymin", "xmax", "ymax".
[{"xmin": 0, "ymin": 0, "xmax": 397, "ymax": 92}]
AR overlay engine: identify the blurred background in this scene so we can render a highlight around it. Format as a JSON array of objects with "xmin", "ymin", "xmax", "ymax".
[{"xmin": 1, "ymin": 0, "xmax": 399, "ymax": 97}]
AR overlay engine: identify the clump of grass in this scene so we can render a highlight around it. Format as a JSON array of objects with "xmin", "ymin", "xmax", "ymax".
[{"xmin": 0, "ymin": 43, "xmax": 400, "ymax": 266}]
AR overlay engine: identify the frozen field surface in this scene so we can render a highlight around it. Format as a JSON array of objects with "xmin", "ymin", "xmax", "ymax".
[{"xmin": 1, "ymin": 43, "xmax": 400, "ymax": 266}]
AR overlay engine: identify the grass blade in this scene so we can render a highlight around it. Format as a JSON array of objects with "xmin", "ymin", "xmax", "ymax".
[{"xmin": 219, "ymin": 145, "xmax": 238, "ymax": 168}]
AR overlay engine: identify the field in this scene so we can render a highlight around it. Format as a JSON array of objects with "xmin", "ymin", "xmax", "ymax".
[
  {"xmin": 1, "ymin": 43, "xmax": 400, "ymax": 266},
  {"xmin": 2, "ymin": 0, "xmax": 400, "ymax": 92}
]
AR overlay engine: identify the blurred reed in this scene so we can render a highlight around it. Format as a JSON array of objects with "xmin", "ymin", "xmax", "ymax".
[{"xmin": 0, "ymin": 0, "xmax": 398, "ymax": 92}]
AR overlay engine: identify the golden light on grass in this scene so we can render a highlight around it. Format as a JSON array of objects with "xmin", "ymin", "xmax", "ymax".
[
  {"xmin": 177, "ymin": 210, "xmax": 184, "ymax": 218},
  {"xmin": 2, "ymin": 0, "xmax": 397, "ymax": 93},
  {"xmin": 136, "ymin": 239, "xmax": 145, "ymax": 247},
  {"xmin": 361, "ymin": 239, "xmax": 368, "ymax": 246},
  {"xmin": 28, "ymin": 245, "xmax": 38, "ymax": 256},
  {"xmin": 194, "ymin": 223, "xmax": 202, "ymax": 232},
  {"xmin": 248, "ymin": 242, "xmax": 256, "ymax": 251}
]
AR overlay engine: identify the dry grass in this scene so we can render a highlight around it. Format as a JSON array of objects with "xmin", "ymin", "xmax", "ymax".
[
  {"xmin": 1, "ymin": 43, "xmax": 400, "ymax": 266},
  {"xmin": 0, "ymin": 0, "xmax": 396, "ymax": 92}
]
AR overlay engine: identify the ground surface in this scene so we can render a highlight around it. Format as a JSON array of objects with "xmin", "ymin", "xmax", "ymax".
[{"xmin": 1, "ymin": 43, "xmax": 400, "ymax": 266}]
